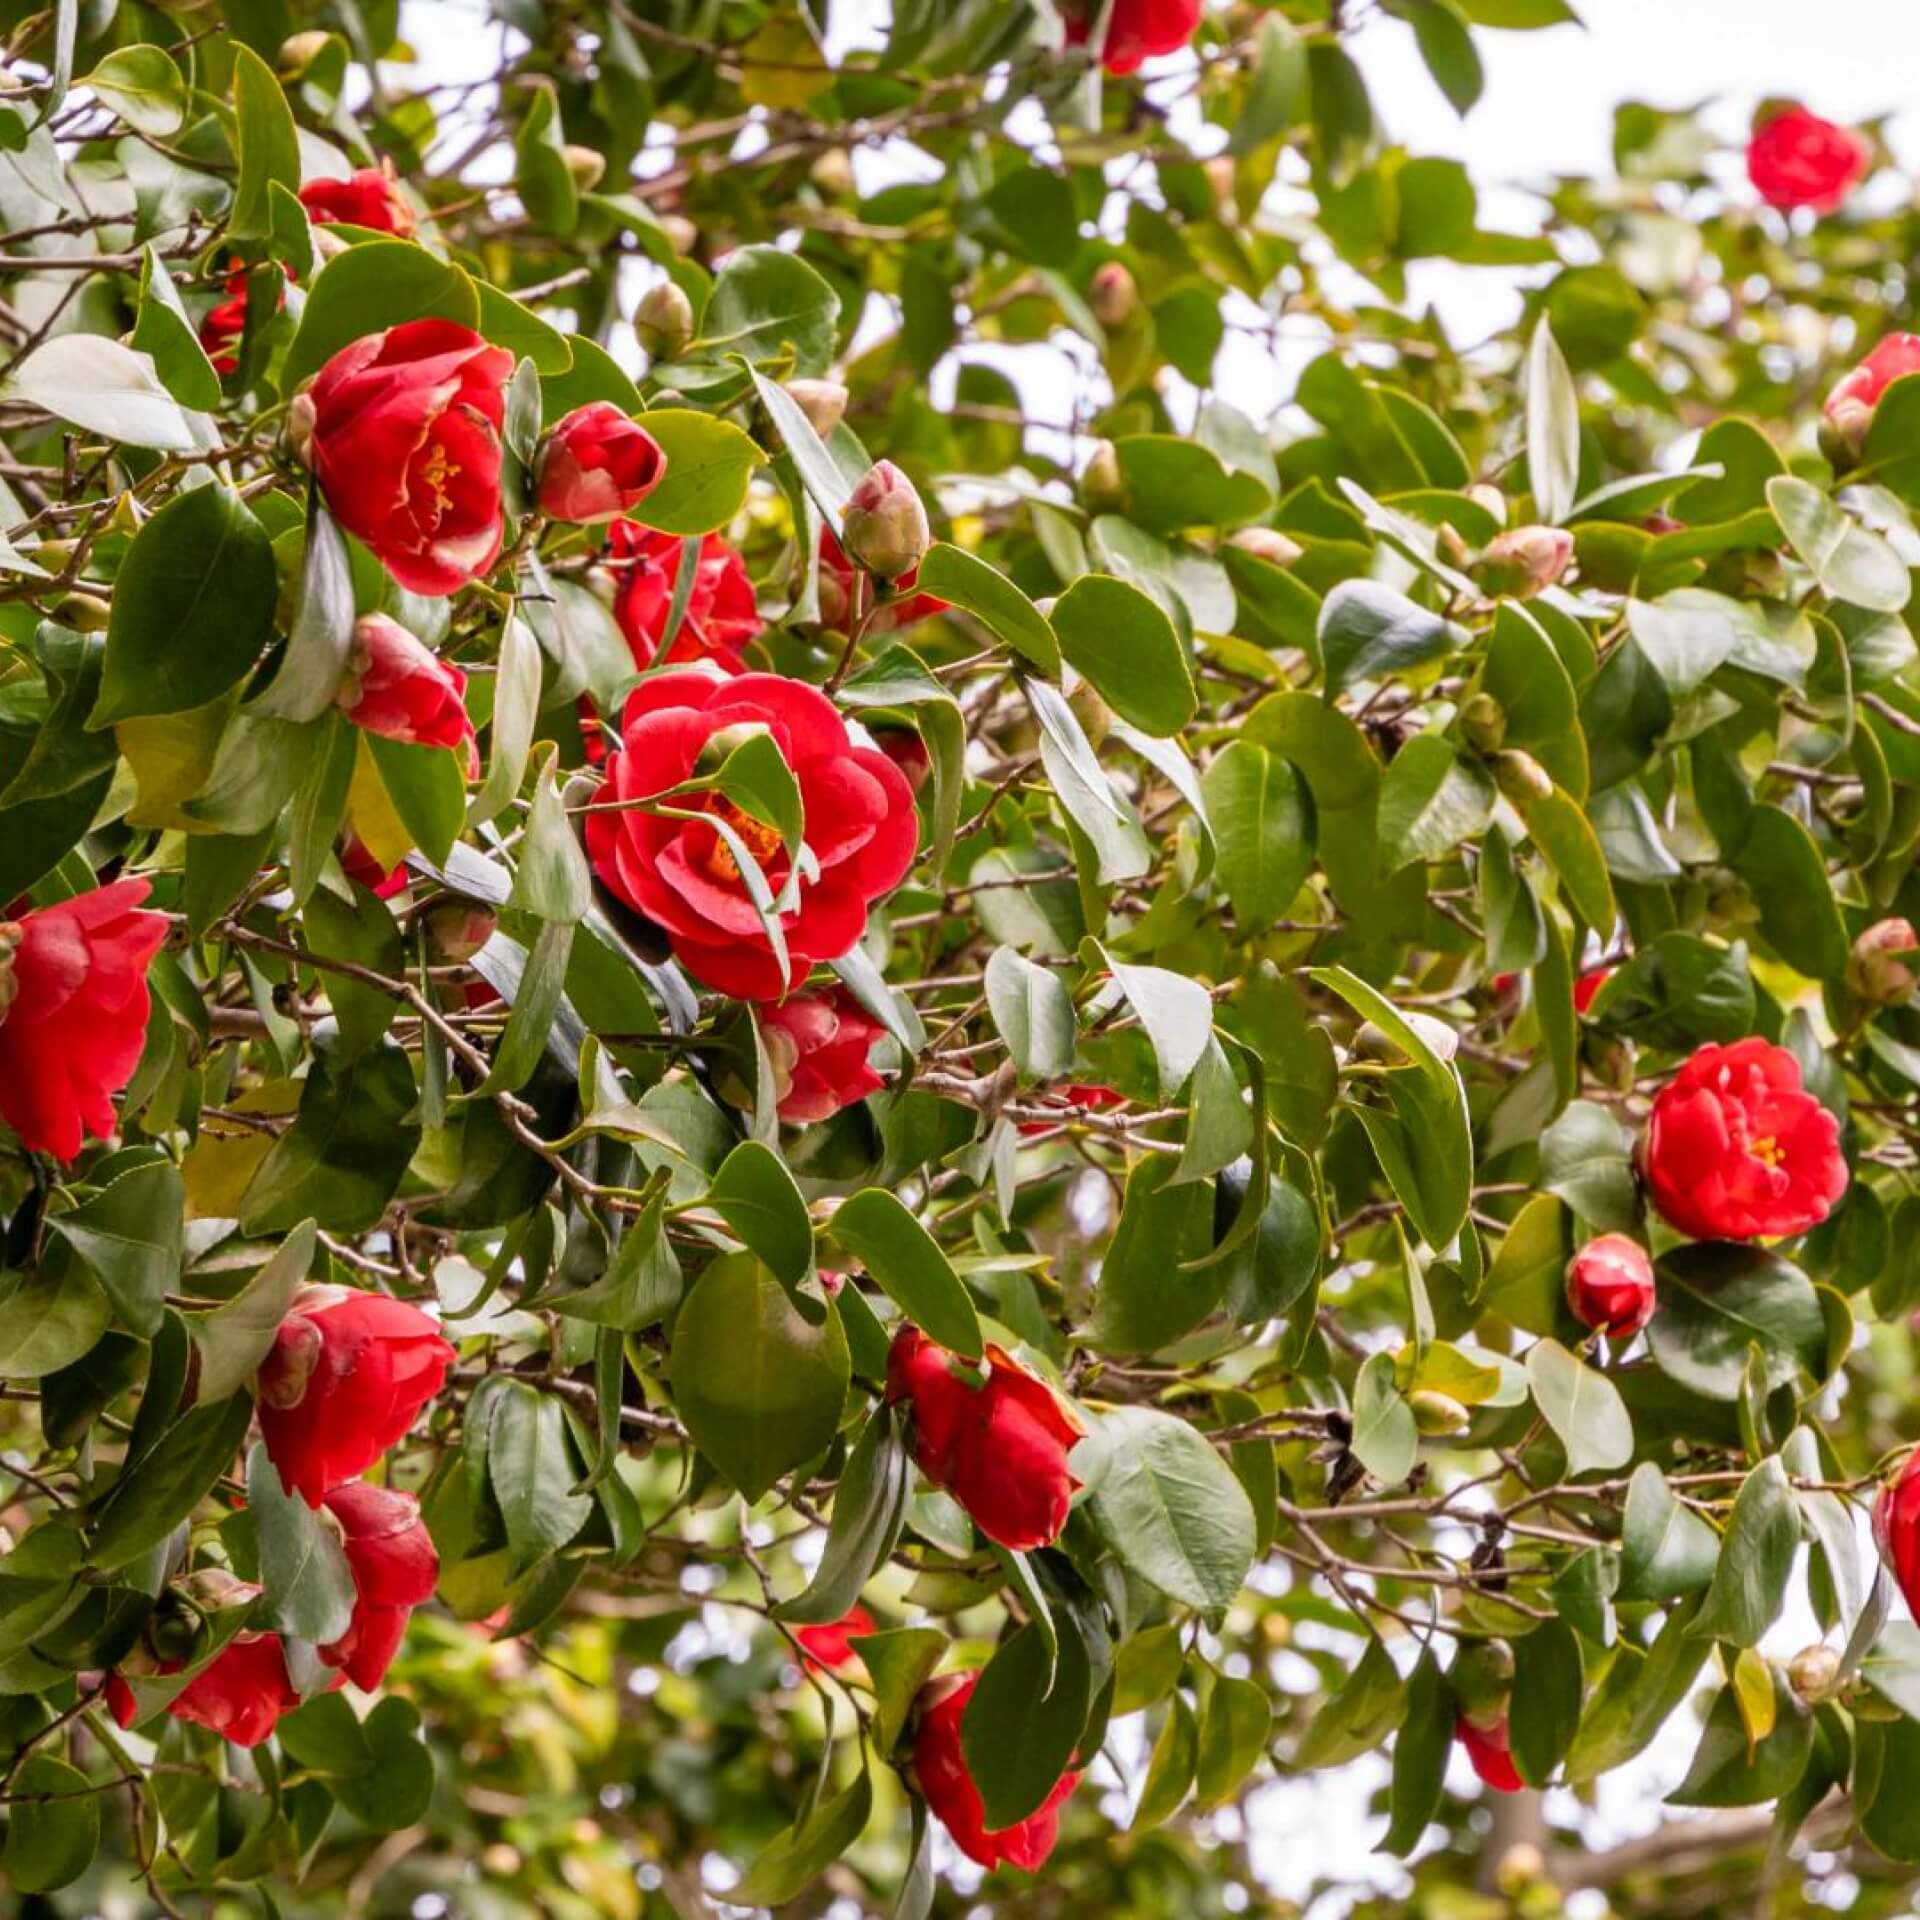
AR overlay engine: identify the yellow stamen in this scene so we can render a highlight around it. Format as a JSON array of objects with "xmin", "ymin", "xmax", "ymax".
[
  {"xmin": 700, "ymin": 795, "xmax": 784, "ymax": 883},
  {"xmin": 418, "ymin": 439, "xmax": 461, "ymax": 520},
  {"xmin": 1750, "ymin": 1135, "xmax": 1783, "ymax": 1169}
]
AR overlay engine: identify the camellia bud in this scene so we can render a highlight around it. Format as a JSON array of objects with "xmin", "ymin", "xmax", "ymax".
[
  {"xmin": 1466, "ymin": 483, "xmax": 1506, "ymax": 522},
  {"xmin": 53, "ymin": 592, "xmax": 111, "ymax": 632},
  {"xmin": 1847, "ymin": 916, "xmax": 1919, "ymax": 1006},
  {"xmin": 1205, "ymin": 155, "xmax": 1236, "ymax": 208},
  {"xmin": 0, "ymin": 919, "xmax": 20, "ymax": 1024},
  {"xmin": 1821, "ymin": 334, "xmax": 1920, "ymax": 469},
  {"xmin": 784, "ymin": 378, "xmax": 849, "ymax": 439},
  {"xmin": 1410, "ymin": 1390, "xmax": 1470, "ymax": 1436},
  {"xmin": 840, "ymin": 460, "xmax": 931, "ymax": 582},
  {"xmin": 1493, "ymin": 749, "xmax": 1554, "ymax": 806},
  {"xmin": 1457, "ymin": 690, "xmax": 1507, "ymax": 754},
  {"xmin": 1788, "ymin": 1643, "xmax": 1841, "ymax": 1704},
  {"xmin": 636, "ymin": 279, "xmax": 695, "ymax": 359},
  {"xmin": 1565, "ymin": 1232, "xmax": 1657, "ymax": 1338},
  {"xmin": 1080, "ymin": 439, "xmax": 1124, "ymax": 511},
  {"xmin": 1089, "ymin": 261, "xmax": 1137, "ymax": 329},
  {"xmin": 1450, "ymin": 1640, "xmax": 1514, "ymax": 1721},
  {"xmin": 1229, "ymin": 526, "xmax": 1303, "ymax": 568},
  {"xmin": 810, "ymin": 148, "xmax": 854, "ymax": 196},
  {"xmin": 278, "ymin": 30, "xmax": 333, "ymax": 76},
  {"xmin": 1068, "ymin": 678, "xmax": 1113, "ymax": 747},
  {"xmin": 284, "ymin": 386, "xmax": 318, "ymax": 467},
  {"xmin": 562, "ymin": 144, "xmax": 607, "ymax": 192},
  {"xmin": 1473, "ymin": 525, "xmax": 1574, "ymax": 599},
  {"xmin": 426, "ymin": 902, "xmax": 498, "ymax": 964},
  {"xmin": 1497, "ymin": 1844, "xmax": 1546, "ymax": 1896}
]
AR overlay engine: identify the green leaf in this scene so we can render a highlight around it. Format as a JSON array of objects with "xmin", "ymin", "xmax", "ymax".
[
  {"xmin": 1350, "ymin": 1349, "xmax": 1419, "ymax": 1485},
  {"xmin": 857, "ymin": 1626, "xmax": 947, "ymax": 1758},
  {"xmin": 190, "ymin": 1222, "xmax": 318, "ymax": 1404},
  {"xmin": 88, "ymin": 1388, "xmax": 254, "ymax": 1571},
  {"xmin": 708, "ymin": 1140, "xmax": 815, "ymax": 1292},
  {"xmin": 1526, "ymin": 1337, "xmax": 1633, "ymax": 1476},
  {"xmin": 247, "ymin": 1439, "xmax": 355, "ymax": 1641},
  {"xmin": 670, "ymin": 1252, "xmax": 850, "ymax": 1501},
  {"xmin": 283, "ymin": 241, "xmax": 480, "ymax": 388},
  {"xmin": 1293, "ymin": 1637, "xmax": 1408, "ymax": 1769},
  {"xmin": 1377, "ymin": 735, "xmax": 1494, "ymax": 870},
  {"xmin": 1539, "ymin": 1099, "xmax": 1638, "ymax": 1232},
  {"xmin": 1511, "ymin": 779, "xmax": 1615, "ymax": 933},
  {"xmin": 1618, "ymin": 1462, "xmax": 1721, "ymax": 1602},
  {"xmin": 1667, "ymin": 1674, "xmax": 1812, "ymax": 1808},
  {"xmin": 365, "ymin": 732, "xmax": 470, "ymax": 869},
  {"xmin": 1584, "ymin": 933, "xmax": 1755, "ymax": 1050},
  {"xmin": 46, "ymin": 1160, "xmax": 181, "ymax": 1339},
  {"xmin": 1101, "ymin": 948, "xmax": 1213, "ymax": 1097},
  {"xmin": 984, "ymin": 945, "xmax": 1077, "ymax": 1082},
  {"xmin": 3, "ymin": 332, "xmax": 198, "ymax": 451},
  {"xmin": 1768, "ymin": 475, "xmax": 1911, "ymax": 614},
  {"xmin": 734, "ymin": 1772, "xmax": 873, "ymax": 1906},
  {"xmin": 1194, "ymin": 1673, "xmax": 1273, "ymax": 1810},
  {"xmin": 1688, "ymin": 1456, "xmax": 1799, "ymax": 1647},
  {"xmin": 1381, "ymin": 1652, "xmax": 1450, "ymax": 1857},
  {"xmin": 1525, "ymin": 316, "xmax": 1579, "ymax": 523},
  {"xmin": 3, "ymin": 1754, "xmax": 99, "ymax": 1892},
  {"xmin": 1648, "ymin": 1243, "xmax": 1828, "ymax": 1402},
  {"xmin": 1729, "ymin": 805, "xmax": 1849, "ymax": 982},
  {"xmin": 1114, "ymin": 436, "xmax": 1274, "ymax": 534},
  {"xmin": 917, "ymin": 542, "xmax": 1060, "ymax": 674},
  {"xmin": 487, "ymin": 1379, "xmax": 594, "ymax": 1571},
  {"xmin": 0, "ymin": 1262, "xmax": 108, "ymax": 1380},
  {"xmin": 1201, "ymin": 740, "xmax": 1312, "ymax": 926},
  {"xmin": 1027, "ymin": 679, "xmax": 1151, "ymax": 884},
  {"xmin": 700, "ymin": 245, "xmax": 840, "ymax": 376},
  {"xmin": 1051, "ymin": 573, "xmax": 1197, "ymax": 737},
  {"xmin": 279, "ymin": 1694, "xmax": 436, "ymax": 1831},
  {"xmin": 1509, "ymin": 1617, "xmax": 1583, "ymax": 1786},
  {"xmin": 1086, "ymin": 1406, "xmax": 1256, "ymax": 1611},
  {"xmin": 82, "ymin": 44, "xmax": 186, "ymax": 135},
  {"xmin": 229, "ymin": 44, "xmax": 300, "ymax": 238},
  {"xmin": 963, "ymin": 1619, "xmax": 1092, "ymax": 1828},
  {"xmin": 634, "ymin": 409, "xmax": 767, "ymax": 537},
  {"xmin": 825, "ymin": 1188, "xmax": 981, "ymax": 1359},
  {"xmin": 302, "ymin": 879, "xmax": 405, "ymax": 1061},
  {"xmin": 777, "ymin": 1406, "xmax": 912, "ymax": 1625},
  {"xmin": 514, "ymin": 79, "xmax": 577, "ymax": 236},
  {"xmin": 92, "ymin": 484, "xmax": 277, "ymax": 725},
  {"xmin": 1319, "ymin": 580, "xmax": 1465, "ymax": 699},
  {"xmin": 252, "ymin": 502, "xmax": 355, "ymax": 723},
  {"xmin": 1133, "ymin": 1693, "xmax": 1198, "ymax": 1832},
  {"xmin": 510, "ymin": 749, "xmax": 593, "ymax": 923},
  {"xmin": 1089, "ymin": 1154, "xmax": 1220, "ymax": 1353}
]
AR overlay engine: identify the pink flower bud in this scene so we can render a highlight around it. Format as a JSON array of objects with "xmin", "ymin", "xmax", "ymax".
[
  {"xmin": 784, "ymin": 378, "xmax": 849, "ymax": 438},
  {"xmin": 337, "ymin": 613, "xmax": 478, "ymax": 769},
  {"xmin": 1089, "ymin": 261, "xmax": 1137, "ymax": 328},
  {"xmin": 535, "ymin": 403, "xmax": 668, "ymax": 524},
  {"xmin": 1848, "ymin": 916, "xmax": 1919, "ymax": 1006},
  {"xmin": 1824, "ymin": 335, "xmax": 1920, "ymax": 465},
  {"xmin": 841, "ymin": 460, "xmax": 931, "ymax": 582},
  {"xmin": 636, "ymin": 279, "xmax": 695, "ymax": 358},
  {"xmin": 1565, "ymin": 1232, "xmax": 1656, "ymax": 1338},
  {"xmin": 1473, "ymin": 525, "xmax": 1573, "ymax": 599}
]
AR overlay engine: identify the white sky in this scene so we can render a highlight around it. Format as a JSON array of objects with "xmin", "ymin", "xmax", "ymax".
[{"xmin": 393, "ymin": 4, "xmax": 1900, "ymax": 1912}]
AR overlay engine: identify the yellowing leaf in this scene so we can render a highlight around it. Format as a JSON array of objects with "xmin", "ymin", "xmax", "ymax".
[{"xmin": 346, "ymin": 734, "xmax": 414, "ymax": 870}]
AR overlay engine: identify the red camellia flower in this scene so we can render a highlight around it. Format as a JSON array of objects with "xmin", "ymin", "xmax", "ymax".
[
  {"xmin": 818, "ymin": 528, "xmax": 949, "ymax": 638},
  {"xmin": 107, "ymin": 1633, "xmax": 305, "ymax": 1749},
  {"xmin": 341, "ymin": 834, "xmax": 409, "ymax": 898},
  {"xmin": 536, "ymin": 404, "xmax": 668, "ymax": 524},
  {"xmin": 1573, "ymin": 967, "xmax": 1613, "ymax": 1015},
  {"xmin": 1456, "ymin": 1712, "xmax": 1524, "ymax": 1793},
  {"xmin": 760, "ymin": 988, "xmax": 887, "ymax": 1123},
  {"xmin": 200, "ymin": 263, "xmax": 289, "ymax": 375},
  {"xmin": 1564, "ymin": 1232, "xmax": 1657, "ymax": 1339},
  {"xmin": 1062, "ymin": 0, "xmax": 1203, "ymax": 74},
  {"xmin": 1873, "ymin": 1449, "xmax": 1920, "ymax": 1621},
  {"xmin": 0, "ymin": 880, "xmax": 169, "ymax": 1162},
  {"xmin": 914, "ymin": 1673, "xmax": 1079, "ymax": 1870},
  {"xmin": 302, "ymin": 319, "xmax": 513, "ymax": 596},
  {"xmin": 336, "ymin": 613, "xmax": 477, "ymax": 769},
  {"xmin": 793, "ymin": 1604, "xmax": 876, "ymax": 1676},
  {"xmin": 299, "ymin": 166, "xmax": 417, "ymax": 238},
  {"xmin": 1825, "ymin": 337, "xmax": 1920, "ymax": 462},
  {"xmin": 318, "ymin": 1482, "xmax": 440, "ymax": 1691},
  {"xmin": 1746, "ymin": 106, "xmax": 1871, "ymax": 214},
  {"xmin": 609, "ymin": 523, "xmax": 762, "ymax": 673},
  {"xmin": 1642, "ymin": 1039, "xmax": 1848, "ymax": 1243},
  {"xmin": 584, "ymin": 669, "xmax": 919, "ymax": 1000},
  {"xmin": 257, "ymin": 1285, "xmax": 457, "ymax": 1506},
  {"xmin": 885, "ymin": 1327, "xmax": 1083, "ymax": 1552}
]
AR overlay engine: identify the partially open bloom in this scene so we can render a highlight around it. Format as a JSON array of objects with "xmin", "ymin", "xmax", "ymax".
[
  {"xmin": 0, "ymin": 880, "xmax": 169, "ymax": 1162},
  {"xmin": 1823, "ymin": 336, "xmax": 1920, "ymax": 463},
  {"xmin": 257, "ymin": 1285, "xmax": 456, "ymax": 1506},
  {"xmin": 1642, "ymin": 1039, "xmax": 1847, "ymax": 1242},
  {"xmin": 108, "ymin": 1632, "xmax": 304, "ymax": 1749},
  {"xmin": 306, "ymin": 319, "xmax": 512, "ymax": 596},
  {"xmin": 299, "ymin": 166, "xmax": 416, "ymax": 237},
  {"xmin": 1565, "ymin": 1233, "xmax": 1657, "ymax": 1338},
  {"xmin": 585, "ymin": 670, "xmax": 919, "ymax": 1000},
  {"xmin": 1874, "ymin": 1449, "xmax": 1920, "ymax": 1621},
  {"xmin": 319, "ymin": 1482, "xmax": 440, "ymax": 1691},
  {"xmin": 1062, "ymin": 0, "xmax": 1203, "ymax": 73},
  {"xmin": 336, "ymin": 613, "xmax": 477, "ymax": 768},
  {"xmin": 913, "ymin": 1672, "xmax": 1080, "ymax": 1870},
  {"xmin": 536, "ymin": 404, "xmax": 668, "ymax": 524},
  {"xmin": 793, "ymin": 1605, "xmax": 875, "ymax": 1676},
  {"xmin": 1847, "ymin": 917, "xmax": 1919, "ymax": 1006},
  {"xmin": 610, "ymin": 523, "xmax": 761, "ymax": 673},
  {"xmin": 839, "ymin": 461, "xmax": 931, "ymax": 583},
  {"xmin": 760, "ymin": 988, "xmax": 887, "ymax": 1123},
  {"xmin": 1456, "ymin": 1712, "xmax": 1524, "ymax": 1793},
  {"xmin": 885, "ymin": 1328, "xmax": 1083, "ymax": 1552},
  {"xmin": 1746, "ymin": 106, "xmax": 1870, "ymax": 214}
]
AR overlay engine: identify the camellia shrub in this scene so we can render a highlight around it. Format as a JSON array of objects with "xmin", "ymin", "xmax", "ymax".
[{"xmin": 6, "ymin": 1, "xmax": 1920, "ymax": 1915}]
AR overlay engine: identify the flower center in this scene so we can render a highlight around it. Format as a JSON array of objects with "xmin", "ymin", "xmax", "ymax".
[
  {"xmin": 1749, "ymin": 1134, "xmax": 1783, "ymax": 1170},
  {"xmin": 699, "ymin": 795, "xmax": 784, "ymax": 884},
  {"xmin": 418, "ymin": 437, "xmax": 461, "ymax": 520}
]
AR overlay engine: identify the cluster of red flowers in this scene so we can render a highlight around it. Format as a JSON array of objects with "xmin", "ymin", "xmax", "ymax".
[
  {"xmin": 1061, "ymin": 0, "xmax": 1204, "ymax": 74},
  {"xmin": 106, "ymin": 1288, "xmax": 455, "ymax": 1747}
]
